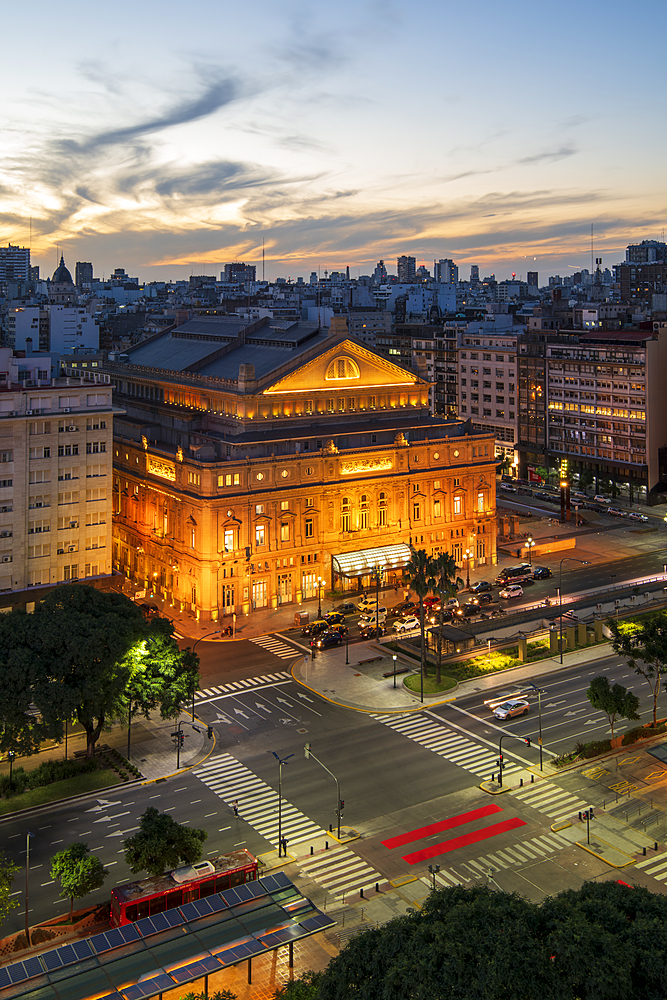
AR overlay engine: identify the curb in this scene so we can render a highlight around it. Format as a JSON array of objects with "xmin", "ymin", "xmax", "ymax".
[{"xmin": 576, "ymin": 837, "xmax": 635, "ymax": 868}]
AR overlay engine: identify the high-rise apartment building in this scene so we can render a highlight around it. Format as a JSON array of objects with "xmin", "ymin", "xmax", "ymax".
[
  {"xmin": 626, "ymin": 240, "xmax": 667, "ymax": 263},
  {"xmin": 222, "ymin": 262, "xmax": 256, "ymax": 283},
  {"xmin": 470, "ymin": 265, "xmax": 479, "ymax": 284},
  {"xmin": 0, "ymin": 348, "xmax": 119, "ymax": 608},
  {"xmin": 397, "ymin": 256, "xmax": 416, "ymax": 282},
  {"xmin": 75, "ymin": 262, "xmax": 94, "ymax": 286},
  {"xmin": 435, "ymin": 259, "xmax": 458, "ymax": 284},
  {"xmin": 527, "ymin": 271, "xmax": 539, "ymax": 287},
  {"xmin": 0, "ymin": 245, "xmax": 30, "ymax": 283}
]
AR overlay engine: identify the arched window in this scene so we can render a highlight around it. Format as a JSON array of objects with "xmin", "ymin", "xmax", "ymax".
[
  {"xmin": 378, "ymin": 491, "xmax": 387, "ymax": 528},
  {"xmin": 360, "ymin": 494, "xmax": 369, "ymax": 531},
  {"xmin": 341, "ymin": 497, "xmax": 351, "ymax": 533},
  {"xmin": 326, "ymin": 357, "xmax": 360, "ymax": 381}
]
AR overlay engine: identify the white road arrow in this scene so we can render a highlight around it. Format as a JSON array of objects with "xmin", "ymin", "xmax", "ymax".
[
  {"xmin": 565, "ymin": 709, "xmax": 587, "ymax": 716},
  {"xmin": 234, "ymin": 708, "xmax": 249, "ymax": 718},
  {"xmin": 545, "ymin": 701, "xmax": 567, "ymax": 708},
  {"xmin": 277, "ymin": 698, "xmax": 293, "ymax": 707},
  {"xmin": 105, "ymin": 826, "xmax": 139, "ymax": 839},
  {"xmin": 92, "ymin": 816, "xmax": 111, "ymax": 824},
  {"xmin": 297, "ymin": 693, "xmax": 313, "ymax": 702},
  {"xmin": 584, "ymin": 719, "xmax": 599, "ymax": 726},
  {"xmin": 85, "ymin": 799, "xmax": 122, "ymax": 813},
  {"xmin": 215, "ymin": 713, "xmax": 232, "ymax": 725},
  {"xmin": 255, "ymin": 702, "xmax": 270, "ymax": 712}
]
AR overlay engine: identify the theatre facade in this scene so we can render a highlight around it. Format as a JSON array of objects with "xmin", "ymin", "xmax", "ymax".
[{"xmin": 106, "ymin": 318, "xmax": 497, "ymax": 621}]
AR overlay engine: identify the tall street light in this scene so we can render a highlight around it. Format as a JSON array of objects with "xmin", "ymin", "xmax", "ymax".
[
  {"xmin": 463, "ymin": 548, "xmax": 472, "ymax": 589},
  {"xmin": 317, "ymin": 576, "xmax": 325, "ymax": 618},
  {"xmin": 191, "ymin": 631, "xmax": 220, "ymax": 719},
  {"xmin": 525, "ymin": 682, "xmax": 547, "ymax": 771},
  {"xmin": 270, "ymin": 751, "xmax": 294, "ymax": 856},
  {"xmin": 525, "ymin": 536, "xmax": 535, "ymax": 566},
  {"xmin": 25, "ymin": 830, "xmax": 35, "ymax": 946},
  {"xmin": 372, "ymin": 565, "xmax": 384, "ymax": 633},
  {"xmin": 558, "ymin": 557, "xmax": 590, "ymax": 664}
]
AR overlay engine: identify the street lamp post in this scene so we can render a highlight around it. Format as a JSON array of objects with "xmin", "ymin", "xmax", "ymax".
[
  {"xmin": 525, "ymin": 536, "xmax": 535, "ymax": 566},
  {"xmin": 25, "ymin": 831, "xmax": 34, "ymax": 946},
  {"xmin": 270, "ymin": 751, "xmax": 294, "ymax": 856},
  {"xmin": 317, "ymin": 577, "xmax": 325, "ymax": 618},
  {"xmin": 464, "ymin": 548, "xmax": 472, "ymax": 589},
  {"xmin": 191, "ymin": 631, "xmax": 220, "ymax": 719},
  {"xmin": 372, "ymin": 565, "xmax": 384, "ymax": 633},
  {"xmin": 525, "ymin": 682, "xmax": 546, "ymax": 770},
  {"xmin": 558, "ymin": 557, "xmax": 590, "ymax": 664},
  {"xmin": 305, "ymin": 744, "xmax": 342, "ymax": 841},
  {"xmin": 393, "ymin": 654, "xmax": 397, "ymax": 689}
]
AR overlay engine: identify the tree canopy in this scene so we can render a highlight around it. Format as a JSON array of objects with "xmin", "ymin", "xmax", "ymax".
[
  {"xmin": 124, "ymin": 807, "xmax": 208, "ymax": 876},
  {"xmin": 0, "ymin": 585, "xmax": 200, "ymax": 759},
  {"xmin": 0, "ymin": 852, "xmax": 20, "ymax": 929},
  {"xmin": 284, "ymin": 882, "xmax": 667, "ymax": 1000},
  {"xmin": 586, "ymin": 675, "xmax": 640, "ymax": 738},
  {"xmin": 608, "ymin": 616, "xmax": 667, "ymax": 727},
  {"xmin": 50, "ymin": 842, "xmax": 108, "ymax": 921}
]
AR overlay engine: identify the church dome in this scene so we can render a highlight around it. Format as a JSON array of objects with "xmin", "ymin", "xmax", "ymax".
[{"xmin": 52, "ymin": 255, "xmax": 73, "ymax": 284}]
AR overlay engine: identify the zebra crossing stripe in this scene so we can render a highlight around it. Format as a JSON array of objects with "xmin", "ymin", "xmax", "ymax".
[
  {"xmin": 635, "ymin": 854, "xmax": 667, "ymax": 870},
  {"xmin": 299, "ymin": 847, "xmax": 384, "ymax": 900},
  {"xmin": 510, "ymin": 783, "xmax": 588, "ymax": 821},
  {"xmin": 372, "ymin": 713, "xmax": 524, "ymax": 779},
  {"xmin": 637, "ymin": 858, "xmax": 667, "ymax": 876},
  {"xmin": 195, "ymin": 671, "xmax": 292, "ymax": 701}
]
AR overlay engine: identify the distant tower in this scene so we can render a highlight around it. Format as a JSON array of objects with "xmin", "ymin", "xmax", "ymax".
[
  {"xmin": 527, "ymin": 271, "xmax": 538, "ymax": 287},
  {"xmin": 470, "ymin": 264, "xmax": 479, "ymax": 284},
  {"xmin": 397, "ymin": 256, "xmax": 416, "ymax": 282}
]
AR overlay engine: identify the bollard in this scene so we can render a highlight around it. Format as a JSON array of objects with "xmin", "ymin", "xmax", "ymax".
[
  {"xmin": 491, "ymin": 773, "xmax": 495, "ymax": 783},
  {"xmin": 325, "ymin": 841, "xmax": 329, "ymax": 850},
  {"xmin": 578, "ymin": 812, "xmax": 582, "ymax": 821},
  {"xmin": 360, "ymin": 887, "xmax": 365, "ymax": 899},
  {"xmin": 310, "ymin": 846, "xmax": 314, "ymax": 855},
  {"xmin": 656, "ymin": 842, "xmax": 659, "ymax": 851},
  {"xmin": 643, "ymin": 847, "xmax": 646, "ymax": 855},
  {"xmin": 531, "ymin": 774, "xmax": 534, "ymax": 783},
  {"xmin": 376, "ymin": 882, "xmax": 380, "ymax": 893},
  {"xmin": 520, "ymin": 778, "xmax": 523, "ymax": 787},
  {"xmin": 361, "ymin": 908, "xmax": 365, "ymax": 921},
  {"xmin": 329, "ymin": 824, "xmax": 332, "ymax": 833}
]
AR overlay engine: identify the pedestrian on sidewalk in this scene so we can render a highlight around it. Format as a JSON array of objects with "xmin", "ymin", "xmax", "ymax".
[
  {"xmin": 232, "ymin": 800, "xmax": 239, "ymax": 817},
  {"xmin": 281, "ymin": 836, "xmax": 288, "ymax": 856}
]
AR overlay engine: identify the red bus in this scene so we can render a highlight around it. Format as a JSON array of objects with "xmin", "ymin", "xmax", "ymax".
[{"xmin": 110, "ymin": 850, "xmax": 259, "ymax": 927}]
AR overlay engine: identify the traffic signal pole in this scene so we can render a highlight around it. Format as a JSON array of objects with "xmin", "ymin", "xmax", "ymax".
[
  {"xmin": 497, "ymin": 733, "xmax": 531, "ymax": 787},
  {"xmin": 304, "ymin": 744, "xmax": 343, "ymax": 840}
]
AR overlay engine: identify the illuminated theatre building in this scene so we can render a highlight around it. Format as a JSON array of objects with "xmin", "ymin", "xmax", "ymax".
[{"xmin": 106, "ymin": 317, "xmax": 497, "ymax": 621}]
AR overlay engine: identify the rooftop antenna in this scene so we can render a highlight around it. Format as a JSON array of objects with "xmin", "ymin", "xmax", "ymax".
[
  {"xmin": 591, "ymin": 223, "xmax": 594, "ymax": 277},
  {"xmin": 262, "ymin": 238, "xmax": 265, "ymax": 282}
]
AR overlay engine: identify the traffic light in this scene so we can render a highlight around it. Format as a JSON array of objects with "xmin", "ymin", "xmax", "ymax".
[
  {"xmin": 207, "ymin": 725, "xmax": 213, "ymax": 740},
  {"xmin": 304, "ymin": 743, "xmax": 311, "ymax": 759},
  {"xmin": 339, "ymin": 799, "xmax": 344, "ymax": 812},
  {"xmin": 523, "ymin": 737, "xmax": 531, "ymax": 746},
  {"xmin": 178, "ymin": 732, "xmax": 185, "ymax": 747}
]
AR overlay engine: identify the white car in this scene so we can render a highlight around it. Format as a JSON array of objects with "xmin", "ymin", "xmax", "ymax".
[
  {"xmin": 629, "ymin": 512, "xmax": 649, "ymax": 522},
  {"xmin": 499, "ymin": 584, "xmax": 523, "ymax": 599},
  {"xmin": 494, "ymin": 699, "xmax": 530, "ymax": 720},
  {"xmin": 393, "ymin": 615, "xmax": 420, "ymax": 633},
  {"xmin": 443, "ymin": 597, "xmax": 459, "ymax": 608},
  {"xmin": 359, "ymin": 611, "xmax": 387, "ymax": 626},
  {"xmin": 593, "ymin": 495, "xmax": 609, "ymax": 504},
  {"xmin": 357, "ymin": 597, "xmax": 379, "ymax": 613}
]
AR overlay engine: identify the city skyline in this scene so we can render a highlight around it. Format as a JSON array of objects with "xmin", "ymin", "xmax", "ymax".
[{"xmin": 1, "ymin": 0, "xmax": 665, "ymax": 282}]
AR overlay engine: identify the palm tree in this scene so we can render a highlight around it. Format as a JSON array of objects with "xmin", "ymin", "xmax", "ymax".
[
  {"xmin": 432, "ymin": 552, "xmax": 464, "ymax": 685},
  {"xmin": 404, "ymin": 547, "xmax": 436, "ymax": 687}
]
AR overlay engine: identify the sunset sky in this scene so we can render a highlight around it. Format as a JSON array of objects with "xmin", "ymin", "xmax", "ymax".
[{"xmin": 1, "ymin": 0, "xmax": 665, "ymax": 283}]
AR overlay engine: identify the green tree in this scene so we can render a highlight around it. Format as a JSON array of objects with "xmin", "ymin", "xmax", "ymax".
[
  {"xmin": 32, "ymin": 585, "xmax": 147, "ymax": 758},
  {"xmin": 50, "ymin": 843, "xmax": 108, "ymax": 921},
  {"xmin": 273, "ymin": 971, "xmax": 323, "ymax": 999},
  {"xmin": 579, "ymin": 468, "xmax": 594, "ymax": 491},
  {"xmin": 608, "ymin": 617, "xmax": 667, "ymax": 727},
  {"xmin": 404, "ymin": 548, "xmax": 435, "ymax": 683},
  {"xmin": 586, "ymin": 675, "xmax": 640, "ymax": 738},
  {"xmin": 0, "ymin": 610, "xmax": 52, "ymax": 757},
  {"xmin": 124, "ymin": 807, "xmax": 207, "ymax": 876},
  {"xmin": 0, "ymin": 851, "xmax": 20, "ymax": 928},
  {"xmin": 431, "ymin": 552, "xmax": 463, "ymax": 684}
]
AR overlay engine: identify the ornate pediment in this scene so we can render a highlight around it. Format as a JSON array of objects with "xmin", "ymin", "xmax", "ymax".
[{"xmin": 262, "ymin": 340, "xmax": 427, "ymax": 395}]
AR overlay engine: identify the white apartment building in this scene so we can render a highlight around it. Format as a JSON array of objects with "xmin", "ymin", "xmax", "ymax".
[
  {"xmin": 50, "ymin": 306, "xmax": 99, "ymax": 354},
  {"xmin": 457, "ymin": 329, "xmax": 520, "ymax": 459},
  {"xmin": 0, "ymin": 348, "xmax": 120, "ymax": 606}
]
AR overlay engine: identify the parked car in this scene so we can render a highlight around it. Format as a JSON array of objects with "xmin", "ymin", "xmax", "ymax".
[
  {"xmin": 333, "ymin": 602, "xmax": 357, "ymax": 615},
  {"xmin": 312, "ymin": 630, "xmax": 343, "ymax": 649},
  {"xmin": 607, "ymin": 507, "xmax": 625, "ymax": 517},
  {"xmin": 357, "ymin": 596, "xmax": 380, "ymax": 613},
  {"xmin": 301, "ymin": 619, "xmax": 329, "ymax": 637},
  {"xmin": 470, "ymin": 581, "xmax": 493, "ymax": 594},
  {"xmin": 324, "ymin": 611, "xmax": 346, "ymax": 625},
  {"xmin": 493, "ymin": 699, "xmax": 530, "ymax": 720},
  {"xmin": 498, "ymin": 584, "xmax": 524, "ymax": 599},
  {"xmin": 532, "ymin": 566, "xmax": 552, "ymax": 580},
  {"xmin": 393, "ymin": 615, "xmax": 421, "ymax": 633},
  {"xmin": 593, "ymin": 495, "xmax": 610, "ymax": 504},
  {"xmin": 358, "ymin": 624, "xmax": 386, "ymax": 639}
]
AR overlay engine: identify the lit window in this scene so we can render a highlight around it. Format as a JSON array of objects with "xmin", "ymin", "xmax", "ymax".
[
  {"xmin": 280, "ymin": 522, "xmax": 290, "ymax": 541},
  {"xmin": 255, "ymin": 525, "xmax": 265, "ymax": 546},
  {"xmin": 454, "ymin": 496, "xmax": 462, "ymax": 515}
]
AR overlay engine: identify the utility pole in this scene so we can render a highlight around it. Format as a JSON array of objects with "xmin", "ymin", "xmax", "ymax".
[{"xmin": 305, "ymin": 744, "xmax": 343, "ymax": 840}]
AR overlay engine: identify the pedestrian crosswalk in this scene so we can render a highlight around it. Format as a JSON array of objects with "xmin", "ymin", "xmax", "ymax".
[
  {"xmin": 419, "ymin": 830, "xmax": 572, "ymax": 890},
  {"xmin": 634, "ymin": 854, "xmax": 667, "ymax": 882},
  {"xmin": 510, "ymin": 781, "xmax": 590, "ymax": 824},
  {"xmin": 298, "ymin": 846, "xmax": 385, "ymax": 901},
  {"xmin": 194, "ymin": 753, "xmax": 384, "ymax": 900},
  {"xmin": 372, "ymin": 713, "xmax": 523, "ymax": 781},
  {"xmin": 250, "ymin": 635, "xmax": 302, "ymax": 659},
  {"xmin": 195, "ymin": 753, "xmax": 324, "ymax": 846},
  {"xmin": 195, "ymin": 671, "xmax": 292, "ymax": 701}
]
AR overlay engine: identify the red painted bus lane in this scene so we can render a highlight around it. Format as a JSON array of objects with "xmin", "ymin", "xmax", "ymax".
[
  {"xmin": 402, "ymin": 817, "xmax": 527, "ymax": 864},
  {"xmin": 381, "ymin": 804, "xmax": 503, "ymax": 851}
]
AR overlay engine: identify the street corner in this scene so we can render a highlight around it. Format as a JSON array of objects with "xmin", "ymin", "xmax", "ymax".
[
  {"xmin": 575, "ymin": 836, "xmax": 636, "ymax": 868},
  {"xmin": 479, "ymin": 780, "xmax": 513, "ymax": 794},
  {"xmin": 328, "ymin": 827, "xmax": 362, "ymax": 845}
]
